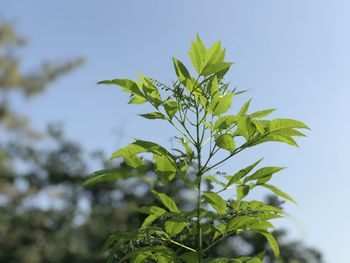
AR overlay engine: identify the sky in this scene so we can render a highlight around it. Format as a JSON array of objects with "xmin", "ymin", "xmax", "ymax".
[{"xmin": 2, "ymin": 0, "xmax": 349, "ymax": 262}]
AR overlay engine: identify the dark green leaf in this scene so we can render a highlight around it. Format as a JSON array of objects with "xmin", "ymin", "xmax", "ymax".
[{"xmin": 140, "ymin": 112, "xmax": 167, "ymax": 120}]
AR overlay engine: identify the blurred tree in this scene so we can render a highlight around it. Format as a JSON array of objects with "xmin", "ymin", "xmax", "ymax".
[
  {"xmin": 0, "ymin": 21, "xmax": 323, "ymax": 263},
  {"xmin": 0, "ymin": 22, "xmax": 83, "ymax": 137}
]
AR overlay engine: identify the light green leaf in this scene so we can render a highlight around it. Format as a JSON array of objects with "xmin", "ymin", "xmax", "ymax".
[
  {"xmin": 252, "ymin": 120, "xmax": 266, "ymax": 135},
  {"xmin": 238, "ymin": 99, "xmax": 252, "ymax": 116},
  {"xmin": 151, "ymin": 190, "xmax": 180, "ymax": 213},
  {"xmin": 110, "ymin": 144, "xmax": 144, "ymax": 168},
  {"xmin": 227, "ymin": 215, "xmax": 258, "ymax": 232},
  {"xmin": 188, "ymin": 34, "xmax": 207, "ymax": 74},
  {"xmin": 164, "ymin": 220, "xmax": 186, "ymax": 237},
  {"xmin": 226, "ymin": 159, "xmax": 263, "ymax": 187},
  {"xmin": 173, "ymin": 57, "xmax": 190, "ymax": 82},
  {"xmin": 254, "ymin": 133, "xmax": 299, "ymax": 147},
  {"xmin": 269, "ymin": 118, "xmax": 310, "ymax": 131},
  {"xmin": 203, "ymin": 192, "xmax": 227, "ymax": 215},
  {"xmin": 98, "ymin": 78, "xmax": 143, "ymax": 96},
  {"xmin": 261, "ymin": 184, "xmax": 296, "ymax": 204},
  {"xmin": 237, "ymin": 116, "xmax": 250, "ymax": 141},
  {"xmin": 163, "ymin": 100, "xmax": 179, "ymax": 119},
  {"xmin": 128, "ymin": 95, "xmax": 147, "ymax": 104},
  {"xmin": 154, "ymin": 155, "xmax": 177, "ymax": 182},
  {"xmin": 215, "ymin": 134, "xmax": 235, "ymax": 152},
  {"xmin": 250, "ymin": 109, "xmax": 276, "ymax": 118},
  {"xmin": 211, "ymin": 93, "xmax": 233, "ymax": 116},
  {"xmin": 213, "ymin": 115, "xmax": 236, "ymax": 130},
  {"xmin": 243, "ymin": 167, "xmax": 284, "ymax": 183},
  {"xmin": 110, "ymin": 140, "xmax": 175, "ymax": 168},
  {"xmin": 140, "ymin": 112, "xmax": 167, "ymax": 120},
  {"xmin": 210, "ymin": 75, "xmax": 219, "ymax": 98}
]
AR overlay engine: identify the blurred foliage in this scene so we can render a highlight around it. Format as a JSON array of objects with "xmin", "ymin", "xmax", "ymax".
[
  {"xmin": 0, "ymin": 22, "xmax": 323, "ymax": 262},
  {"xmin": 0, "ymin": 22, "xmax": 83, "ymax": 137}
]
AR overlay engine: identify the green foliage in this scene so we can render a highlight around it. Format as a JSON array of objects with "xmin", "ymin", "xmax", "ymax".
[{"xmin": 85, "ymin": 35, "xmax": 309, "ymax": 262}]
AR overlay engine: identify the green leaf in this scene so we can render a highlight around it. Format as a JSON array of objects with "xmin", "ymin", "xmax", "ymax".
[
  {"xmin": 151, "ymin": 190, "xmax": 180, "ymax": 213},
  {"xmin": 236, "ymin": 116, "xmax": 250, "ymax": 141},
  {"xmin": 154, "ymin": 155, "xmax": 177, "ymax": 182},
  {"xmin": 215, "ymin": 134, "xmax": 235, "ymax": 152},
  {"xmin": 181, "ymin": 252, "xmax": 198, "ymax": 263},
  {"xmin": 110, "ymin": 140, "xmax": 175, "ymax": 168},
  {"xmin": 83, "ymin": 168, "xmax": 134, "ymax": 187},
  {"xmin": 110, "ymin": 144, "xmax": 144, "ymax": 168},
  {"xmin": 252, "ymin": 120, "xmax": 266, "ymax": 135},
  {"xmin": 188, "ymin": 34, "xmax": 207, "ymax": 74},
  {"xmin": 261, "ymin": 184, "xmax": 296, "ymax": 204},
  {"xmin": 269, "ymin": 118, "xmax": 310, "ymax": 131},
  {"xmin": 128, "ymin": 95, "xmax": 147, "ymax": 104},
  {"xmin": 213, "ymin": 115, "xmax": 236, "ymax": 130},
  {"xmin": 227, "ymin": 215, "xmax": 258, "ymax": 232},
  {"xmin": 163, "ymin": 100, "xmax": 179, "ymax": 119},
  {"xmin": 98, "ymin": 78, "xmax": 143, "ymax": 96},
  {"xmin": 254, "ymin": 133, "xmax": 299, "ymax": 147},
  {"xmin": 121, "ymin": 246, "xmax": 176, "ymax": 262},
  {"xmin": 173, "ymin": 57, "xmax": 190, "ymax": 82},
  {"xmin": 205, "ymin": 175, "xmax": 226, "ymax": 188},
  {"xmin": 243, "ymin": 167, "xmax": 284, "ymax": 183},
  {"xmin": 211, "ymin": 93, "xmax": 233, "ymax": 116},
  {"xmin": 257, "ymin": 231, "xmax": 280, "ymax": 257},
  {"xmin": 203, "ymin": 192, "xmax": 227, "ymax": 215},
  {"xmin": 210, "ymin": 75, "xmax": 219, "ymax": 98},
  {"xmin": 238, "ymin": 99, "xmax": 252, "ymax": 116},
  {"xmin": 164, "ymin": 220, "xmax": 186, "ymax": 237},
  {"xmin": 226, "ymin": 159, "xmax": 263, "ymax": 187},
  {"xmin": 140, "ymin": 112, "xmax": 167, "ymax": 120},
  {"xmin": 250, "ymin": 109, "xmax": 276, "ymax": 118},
  {"xmin": 237, "ymin": 185, "xmax": 250, "ymax": 201}
]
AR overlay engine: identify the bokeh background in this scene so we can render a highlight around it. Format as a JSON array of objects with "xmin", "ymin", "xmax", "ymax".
[{"xmin": 1, "ymin": 0, "xmax": 348, "ymax": 262}]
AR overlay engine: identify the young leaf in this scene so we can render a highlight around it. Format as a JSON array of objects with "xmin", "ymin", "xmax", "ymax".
[
  {"xmin": 188, "ymin": 34, "xmax": 207, "ymax": 74},
  {"xmin": 128, "ymin": 95, "xmax": 147, "ymax": 104},
  {"xmin": 261, "ymin": 184, "xmax": 296, "ymax": 204},
  {"xmin": 269, "ymin": 118, "xmax": 310, "ymax": 131},
  {"xmin": 215, "ymin": 134, "xmax": 235, "ymax": 152},
  {"xmin": 238, "ymin": 99, "xmax": 252, "ymax": 116},
  {"xmin": 164, "ymin": 220, "xmax": 186, "ymax": 237},
  {"xmin": 243, "ymin": 167, "xmax": 285, "ymax": 183},
  {"xmin": 237, "ymin": 116, "xmax": 250, "ymax": 141},
  {"xmin": 154, "ymin": 155, "xmax": 177, "ymax": 182},
  {"xmin": 211, "ymin": 93, "xmax": 233, "ymax": 116},
  {"xmin": 151, "ymin": 190, "xmax": 180, "ymax": 213},
  {"xmin": 98, "ymin": 78, "xmax": 143, "ymax": 96},
  {"xmin": 250, "ymin": 109, "xmax": 275, "ymax": 118},
  {"xmin": 203, "ymin": 192, "xmax": 227, "ymax": 215},
  {"xmin": 173, "ymin": 57, "xmax": 190, "ymax": 82},
  {"xmin": 226, "ymin": 159, "xmax": 263, "ymax": 187},
  {"xmin": 214, "ymin": 115, "xmax": 236, "ymax": 130}
]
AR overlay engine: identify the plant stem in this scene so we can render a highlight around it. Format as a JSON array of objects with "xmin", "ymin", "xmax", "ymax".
[{"xmin": 195, "ymin": 103, "xmax": 203, "ymax": 263}]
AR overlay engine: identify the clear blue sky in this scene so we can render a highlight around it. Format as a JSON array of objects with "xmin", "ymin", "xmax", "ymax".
[{"xmin": 2, "ymin": 0, "xmax": 349, "ymax": 262}]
